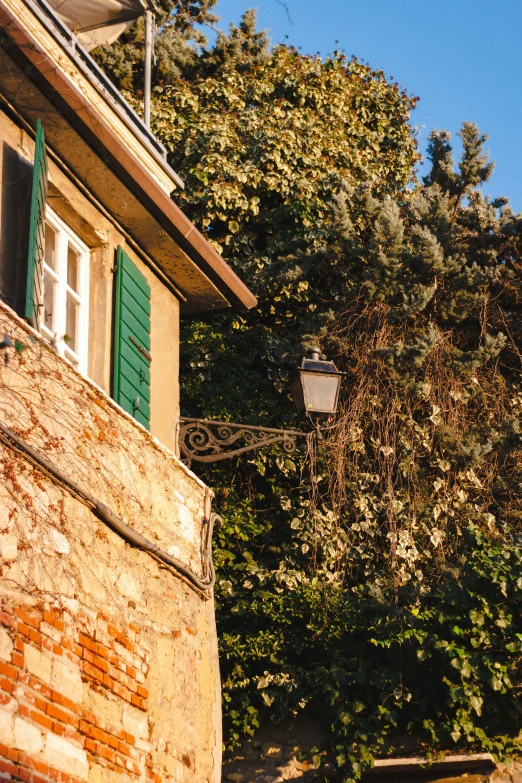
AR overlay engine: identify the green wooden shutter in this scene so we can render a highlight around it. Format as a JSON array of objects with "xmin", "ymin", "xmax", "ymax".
[
  {"xmin": 113, "ymin": 246, "xmax": 151, "ymax": 429},
  {"xmin": 25, "ymin": 119, "xmax": 48, "ymax": 325}
]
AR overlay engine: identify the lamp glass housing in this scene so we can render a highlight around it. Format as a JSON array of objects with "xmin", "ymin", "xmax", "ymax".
[{"xmin": 290, "ymin": 356, "xmax": 343, "ymax": 419}]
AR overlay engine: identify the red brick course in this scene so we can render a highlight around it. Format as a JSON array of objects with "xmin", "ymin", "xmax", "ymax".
[
  {"xmin": 0, "ymin": 600, "xmax": 160, "ymax": 782},
  {"xmin": 0, "ymin": 744, "xmax": 85, "ymax": 783}
]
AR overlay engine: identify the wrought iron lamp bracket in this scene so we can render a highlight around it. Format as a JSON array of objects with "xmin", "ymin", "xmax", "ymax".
[{"xmin": 178, "ymin": 417, "xmax": 307, "ymax": 464}]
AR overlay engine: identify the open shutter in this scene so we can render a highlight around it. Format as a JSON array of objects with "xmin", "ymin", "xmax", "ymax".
[
  {"xmin": 113, "ymin": 246, "xmax": 151, "ymax": 429},
  {"xmin": 25, "ymin": 119, "xmax": 48, "ymax": 325}
]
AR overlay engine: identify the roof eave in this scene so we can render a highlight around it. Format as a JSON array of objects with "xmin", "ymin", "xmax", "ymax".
[{"xmin": 0, "ymin": 0, "xmax": 257, "ymax": 314}]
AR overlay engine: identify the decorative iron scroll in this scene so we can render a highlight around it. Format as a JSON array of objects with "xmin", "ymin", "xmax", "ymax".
[{"xmin": 179, "ymin": 417, "xmax": 307, "ymax": 464}]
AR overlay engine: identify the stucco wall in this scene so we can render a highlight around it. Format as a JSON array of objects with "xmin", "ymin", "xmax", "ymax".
[
  {"xmin": 0, "ymin": 303, "xmax": 221, "ymax": 783},
  {"xmin": 0, "ymin": 103, "xmax": 180, "ymax": 453}
]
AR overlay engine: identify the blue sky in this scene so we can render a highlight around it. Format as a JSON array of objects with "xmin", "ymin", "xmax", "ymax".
[{"xmin": 208, "ymin": 0, "xmax": 522, "ymax": 211}]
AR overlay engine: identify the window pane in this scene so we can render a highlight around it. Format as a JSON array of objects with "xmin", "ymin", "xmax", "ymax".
[
  {"xmin": 67, "ymin": 245, "xmax": 79, "ymax": 292},
  {"xmin": 66, "ymin": 293, "xmax": 78, "ymax": 352},
  {"xmin": 44, "ymin": 224, "xmax": 57, "ymax": 270},
  {"xmin": 43, "ymin": 272, "xmax": 55, "ymax": 331}
]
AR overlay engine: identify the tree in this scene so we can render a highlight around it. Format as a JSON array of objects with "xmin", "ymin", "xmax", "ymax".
[
  {"xmin": 203, "ymin": 8, "xmax": 270, "ymax": 70},
  {"xmin": 100, "ymin": 10, "xmax": 522, "ymax": 778},
  {"xmin": 150, "ymin": 27, "xmax": 419, "ymax": 423},
  {"xmin": 92, "ymin": 0, "xmax": 218, "ymax": 92},
  {"xmin": 156, "ymin": 38, "xmax": 418, "ymax": 265},
  {"xmin": 181, "ymin": 118, "xmax": 522, "ymax": 779}
]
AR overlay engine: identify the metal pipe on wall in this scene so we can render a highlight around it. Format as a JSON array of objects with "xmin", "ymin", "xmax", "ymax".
[
  {"xmin": 0, "ymin": 417, "xmax": 218, "ymax": 597},
  {"xmin": 144, "ymin": 8, "xmax": 153, "ymax": 128}
]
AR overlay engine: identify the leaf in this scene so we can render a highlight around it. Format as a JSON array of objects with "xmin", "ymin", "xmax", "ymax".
[
  {"xmin": 312, "ymin": 754, "xmax": 323, "ymax": 769},
  {"xmin": 14, "ymin": 340, "xmax": 27, "ymax": 354},
  {"xmin": 491, "ymin": 676, "xmax": 503, "ymax": 691},
  {"xmin": 469, "ymin": 610, "xmax": 484, "ymax": 627}
]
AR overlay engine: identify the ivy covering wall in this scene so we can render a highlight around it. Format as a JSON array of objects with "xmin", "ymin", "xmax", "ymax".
[{"xmin": 99, "ymin": 9, "xmax": 522, "ymax": 781}]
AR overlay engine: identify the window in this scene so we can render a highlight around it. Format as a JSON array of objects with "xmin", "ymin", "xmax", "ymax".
[{"xmin": 41, "ymin": 208, "xmax": 89, "ymax": 374}]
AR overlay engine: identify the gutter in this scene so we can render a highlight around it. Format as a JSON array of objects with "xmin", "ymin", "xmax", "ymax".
[{"xmin": 32, "ymin": 0, "xmax": 184, "ymax": 189}]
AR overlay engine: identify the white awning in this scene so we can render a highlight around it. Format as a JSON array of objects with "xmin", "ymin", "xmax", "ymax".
[{"xmin": 47, "ymin": 0, "xmax": 147, "ymax": 50}]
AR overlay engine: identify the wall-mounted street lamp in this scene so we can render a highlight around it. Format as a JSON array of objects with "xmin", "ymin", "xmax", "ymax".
[
  {"xmin": 178, "ymin": 348, "xmax": 344, "ymax": 464},
  {"xmin": 289, "ymin": 347, "xmax": 343, "ymax": 420}
]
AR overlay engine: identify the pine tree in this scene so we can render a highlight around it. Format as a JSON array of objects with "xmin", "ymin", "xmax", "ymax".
[
  {"xmin": 201, "ymin": 9, "xmax": 270, "ymax": 72},
  {"xmin": 423, "ymin": 123, "xmax": 495, "ymax": 202},
  {"xmin": 181, "ymin": 124, "xmax": 522, "ymax": 779},
  {"xmin": 94, "ymin": 7, "xmax": 522, "ymax": 776},
  {"xmin": 92, "ymin": 0, "xmax": 218, "ymax": 91}
]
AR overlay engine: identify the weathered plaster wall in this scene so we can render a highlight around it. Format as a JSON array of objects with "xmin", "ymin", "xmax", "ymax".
[
  {"xmin": 0, "ymin": 103, "xmax": 180, "ymax": 453},
  {"xmin": 0, "ymin": 304, "xmax": 221, "ymax": 783}
]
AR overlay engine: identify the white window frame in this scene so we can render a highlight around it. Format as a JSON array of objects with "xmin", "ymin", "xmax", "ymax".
[{"xmin": 41, "ymin": 207, "xmax": 90, "ymax": 375}]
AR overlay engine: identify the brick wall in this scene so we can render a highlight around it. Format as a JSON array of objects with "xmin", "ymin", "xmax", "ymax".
[
  {"xmin": 0, "ymin": 604, "xmax": 155, "ymax": 782},
  {"xmin": 0, "ymin": 304, "xmax": 221, "ymax": 783}
]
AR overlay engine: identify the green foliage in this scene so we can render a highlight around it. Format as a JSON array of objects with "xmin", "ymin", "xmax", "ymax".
[
  {"xmin": 180, "ymin": 117, "xmax": 522, "ymax": 780},
  {"xmin": 217, "ymin": 521, "xmax": 522, "ymax": 769},
  {"xmin": 155, "ymin": 43, "xmax": 418, "ymax": 265},
  {"xmin": 99, "ymin": 12, "xmax": 522, "ymax": 779},
  {"xmin": 92, "ymin": 0, "xmax": 219, "ymax": 92}
]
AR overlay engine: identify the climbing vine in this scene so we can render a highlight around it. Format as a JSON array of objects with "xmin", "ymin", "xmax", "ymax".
[
  {"xmin": 180, "ymin": 122, "xmax": 522, "ymax": 780},
  {"xmin": 116, "ymin": 12, "xmax": 522, "ymax": 779}
]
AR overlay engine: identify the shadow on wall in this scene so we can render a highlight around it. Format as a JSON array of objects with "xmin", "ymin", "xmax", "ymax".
[
  {"xmin": 222, "ymin": 708, "xmax": 522, "ymax": 783},
  {"xmin": 222, "ymin": 708, "xmax": 337, "ymax": 783},
  {"xmin": 1, "ymin": 141, "xmax": 32, "ymax": 314}
]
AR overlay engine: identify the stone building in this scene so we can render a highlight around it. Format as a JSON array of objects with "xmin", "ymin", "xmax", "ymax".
[{"xmin": 0, "ymin": 1, "xmax": 255, "ymax": 781}]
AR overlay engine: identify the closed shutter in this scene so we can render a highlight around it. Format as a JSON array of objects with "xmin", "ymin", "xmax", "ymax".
[
  {"xmin": 113, "ymin": 246, "xmax": 151, "ymax": 429},
  {"xmin": 25, "ymin": 119, "xmax": 48, "ymax": 325}
]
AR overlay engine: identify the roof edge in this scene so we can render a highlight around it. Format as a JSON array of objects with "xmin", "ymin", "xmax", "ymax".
[
  {"xmin": 31, "ymin": 0, "xmax": 184, "ymax": 191},
  {"xmin": 0, "ymin": 0, "xmax": 257, "ymax": 313}
]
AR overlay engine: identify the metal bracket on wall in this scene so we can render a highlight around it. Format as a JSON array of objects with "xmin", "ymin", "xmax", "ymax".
[{"xmin": 179, "ymin": 417, "xmax": 308, "ymax": 464}]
